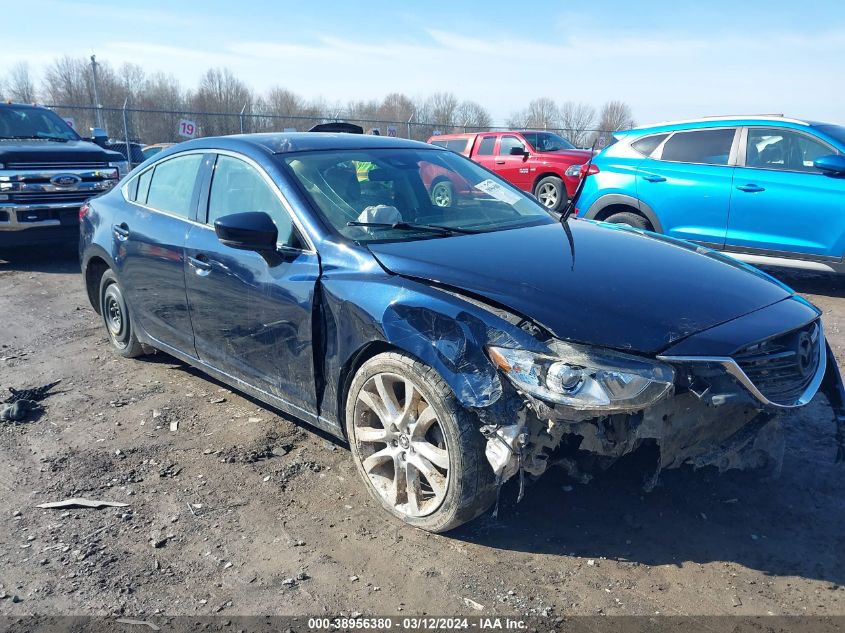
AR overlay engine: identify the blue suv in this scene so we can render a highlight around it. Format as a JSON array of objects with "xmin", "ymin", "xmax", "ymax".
[{"xmin": 576, "ymin": 116, "xmax": 845, "ymax": 274}]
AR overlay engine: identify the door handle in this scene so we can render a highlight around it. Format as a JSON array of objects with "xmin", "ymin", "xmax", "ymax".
[
  {"xmin": 736, "ymin": 184, "xmax": 765, "ymax": 193},
  {"xmin": 112, "ymin": 223, "xmax": 129, "ymax": 240},
  {"xmin": 495, "ymin": 160, "xmax": 506, "ymax": 165},
  {"xmin": 187, "ymin": 254, "xmax": 212, "ymax": 275},
  {"xmin": 641, "ymin": 174, "xmax": 666, "ymax": 183}
]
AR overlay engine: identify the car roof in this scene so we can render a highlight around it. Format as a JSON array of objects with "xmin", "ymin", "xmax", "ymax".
[
  {"xmin": 428, "ymin": 132, "xmax": 477, "ymax": 140},
  {"xmin": 176, "ymin": 132, "xmax": 435, "ymax": 154}
]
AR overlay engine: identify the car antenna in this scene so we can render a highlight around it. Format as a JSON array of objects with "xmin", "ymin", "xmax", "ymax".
[{"xmin": 557, "ymin": 139, "xmax": 597, "ymax": 271}]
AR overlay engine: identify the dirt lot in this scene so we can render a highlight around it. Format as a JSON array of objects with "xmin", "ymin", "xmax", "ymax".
[{"xmin": 0, "ymin": 244, "xmax": 843, "ymax": 620}]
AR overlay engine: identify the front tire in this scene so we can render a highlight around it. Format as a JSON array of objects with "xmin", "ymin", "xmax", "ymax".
[
  {"xmin": 604, "ymin": 211, "xmax": 653, "ymax": 230},
  {"xmin": 345, "ymin": 352, "xmax": 496, "ymax": 532},
  {"xmin": 534, "ymin": 175, "xmax": 565, "ymax": 211},
  {"xmin": 99, "ymin": 269, "xmax": 144, "ymax": 358}
]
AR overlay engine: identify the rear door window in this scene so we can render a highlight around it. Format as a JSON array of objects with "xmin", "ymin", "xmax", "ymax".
[
  {"xmin": 134, "ymin": 168, "xmax": 154, "ymax": 204},
  {"xmin": 145, "ymin": 154, "xmax": 203, "ymax": 218},
  {"xmin": 660, "ymin": 129, "xmax": 736, "ymax": 165},
  {"xmin": 476, "ymin": 136, "xmax": 496, "ymax": 155}
]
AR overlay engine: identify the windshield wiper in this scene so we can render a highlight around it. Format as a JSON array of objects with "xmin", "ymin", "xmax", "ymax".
[
  {"xmin": 347, "ymin": 221, "xmax": 480, "ymax": 235},
  {"xmin": 2, "ymin": 135, "xmax": 69, "ymax": 142}
]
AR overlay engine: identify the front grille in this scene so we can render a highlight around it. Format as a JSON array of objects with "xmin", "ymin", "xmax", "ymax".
[
  {"xmin": 5, "ymin": 161, "xmax": 109, "ymax": 170},
  {"xmin": 733, "ymin": 320, "xmax": 822, "ymax": 406},
  {"xmin": 11, "ymin": 192, "xmax": 94, "ymax": 204}
]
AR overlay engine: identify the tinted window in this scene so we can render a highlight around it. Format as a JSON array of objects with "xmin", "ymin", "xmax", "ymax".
[
  {"xmin": 430, "ymin": 140, "xmax": 447, "ymax": 148},
  {"xmin": 145, "ymin": 154, "xmax": 202, "ymax": 218},
  {"xmin": 631, "ymin": 133, "xmax": 669, "ymax": 157},
  {"xmin": 660, "ymin": 129, "xmax": 735, "ymax": 165},
  {"xmin": 208, "ymin": 155, "xmax": 300, "ymax": 248},
  {"xmin": 746, "ymin": 128, "xmax": 833, "ymax": 173},
  {"xmin": 134, "ymin": 168, "xmax": 153, "ymax": 204},
  {"xmin": 498, "ymin": 135, "xmax": 525, "ymax": 155},
  {"xmin": 0, "ymin": 106, "xmax": 79, "ymax": 141},
  {"xmin": 476, "ymin": 136, "xmax": 496, "ymax": 155},
  {"xmin": 521, "ymin": 132, "xmax": 575, "ymax": 152},
  {"xmin": 445, "ymin": 139, "xmax": 470, "ymax": 153}
]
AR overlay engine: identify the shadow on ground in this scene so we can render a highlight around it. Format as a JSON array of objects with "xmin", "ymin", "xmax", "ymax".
[{"xmin": 0, "ymin": 243, "xmax": 80, "ymax": 274}]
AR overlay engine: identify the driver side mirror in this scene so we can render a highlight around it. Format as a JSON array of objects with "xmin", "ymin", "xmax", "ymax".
[
  {"xmin": 814, "ymin": 154, "xmax": 845, "ymax": 177},
  {"xmin": 214, "ymin": 212, "xmax": 277, "ymax": 251},
  {"xmin": 509, "ymin": 146, "xmax": 529, "ymax": 157}
]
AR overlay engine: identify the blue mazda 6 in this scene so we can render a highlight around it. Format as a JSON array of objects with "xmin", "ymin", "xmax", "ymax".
[{"xmin": 80, "ymin": 133, "xmax": 845, "ymax": 532}]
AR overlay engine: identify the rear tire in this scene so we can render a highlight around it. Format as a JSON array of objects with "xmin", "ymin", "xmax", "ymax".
[
  {"xmin": 345, "ymin": 352, "xmax": 496, "ymax": 532},
  {"xmin": 534, "ymin": 176, "xmax": 566, "ymax": 212},
  {"xmin": 99, "ymin": 269, "xmax": 145, "ymax": 359},
  {"xmin": 604, "ymin": 211, "xmax": 652, "ymax": 231}
]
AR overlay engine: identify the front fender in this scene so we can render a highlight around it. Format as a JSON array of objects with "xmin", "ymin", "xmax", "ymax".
[{"xmin": 317, "ymin": 272, "xmax": 548, "ymax": 424}]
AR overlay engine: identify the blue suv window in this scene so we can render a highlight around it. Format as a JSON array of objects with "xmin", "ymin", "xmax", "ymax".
[
  {"xmin": 746, "ymin": 128, "xmax": 833, "ymax": 173},
  {"xmin": 631, "ymin": 133, "xmax": 669, "ymax": 157},
  {"xmin": 660, "ymin": 128, "xmax": 735, "ymax": 165}
]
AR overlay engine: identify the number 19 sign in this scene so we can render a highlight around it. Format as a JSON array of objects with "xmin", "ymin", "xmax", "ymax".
[{"xmin": 178, "ymin": 119, "xmax": 197, "ymax": 138}]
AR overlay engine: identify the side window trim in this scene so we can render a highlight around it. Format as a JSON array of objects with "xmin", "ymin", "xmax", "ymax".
[
  {"xmin": 206, "ymin": 151, "xmax": 315, "ymax": 253},
  {"xmin": 739, "ymin": 126, "xmax": 836, "ymax": 173},
  {"xmin": 651, "ymin": 127, "xmax": 740, "ymax": 166}
]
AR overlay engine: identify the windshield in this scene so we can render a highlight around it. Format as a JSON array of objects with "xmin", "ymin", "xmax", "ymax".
[
  {"xmin": 813, "ymin": 124, "xmax": 845, "ymax": 149},
  {"xmin": 0, "ymin": 106, "xmax": 80, "ymax": 141},
  {"xmin": 520, "ymin": 131, "xmax": 575, "ymax": 152},
  {"xmin": 282, "ymin": 148, "xmax": 555, "ymax": 243}
]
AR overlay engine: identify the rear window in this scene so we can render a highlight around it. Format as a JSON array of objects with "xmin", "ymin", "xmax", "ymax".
[
  {"xmin": 631, "ymin": 133, "xmax": 669, "ymax": 157},
  {"xmin": 660, "ymin": 129, "xmax": 736, "ymax": 165},
  {"xmin": 432, "ymin": 139, "xmax": 470, "ymax": 154},
  {"xmin": 476, "ymin": 136, "xmax": 496, "ymax": 155}
]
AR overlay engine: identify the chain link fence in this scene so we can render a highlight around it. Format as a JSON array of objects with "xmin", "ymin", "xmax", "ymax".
[{"xmin": 47, "ymin": 104, "xmax": 616, "ymax": 149}]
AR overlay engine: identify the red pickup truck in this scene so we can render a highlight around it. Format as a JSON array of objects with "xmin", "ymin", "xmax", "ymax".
[{"xmin": 427, "ymin": 131, "xmax": 592, "ymax": 211}]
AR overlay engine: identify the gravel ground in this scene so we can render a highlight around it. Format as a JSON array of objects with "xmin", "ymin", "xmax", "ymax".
[{"xmin": 0, "ymin": 244, "xmax": 843, "ymax": 619}]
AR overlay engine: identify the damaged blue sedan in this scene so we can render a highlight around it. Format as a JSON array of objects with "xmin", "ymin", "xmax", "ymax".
[{"xmin": 80, "ymin": 133, "xmax": 845, "ymax": 532}]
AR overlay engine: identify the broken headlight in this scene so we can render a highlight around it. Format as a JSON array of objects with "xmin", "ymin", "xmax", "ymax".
[{"xmin": 487, "ymin": 342, "xmax": 674, "ymax": 411}]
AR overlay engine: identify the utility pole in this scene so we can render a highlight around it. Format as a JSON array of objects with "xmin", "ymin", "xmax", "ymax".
[{"xmin": 90, "ymin": 54, "xmax": 104, "ymax": 129}]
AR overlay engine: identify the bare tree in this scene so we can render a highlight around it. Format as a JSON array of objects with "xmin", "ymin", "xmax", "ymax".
[
  {"xmin": 427, "ymin": 92, "xmax": 459, "ymax": 130},
  {"xmin": 507, "ymin": 98, "xmax": 559, "ymax": 130},
  {"xmin": 559, "ymin": 101, "xmax": 596, "ymax": 147},
  {"xmin": 191, "ymin": 68, "xmax": 254, "ymax": 135},
  {"xmin": 598, "ymin": 100, "xmax": 635, "ymax": 133},
  {"xmin": 6, "ymin": 62, "xmax": 38, "ymax": 103},
  {"xmin": 455, "ymin": 100, "xmax": 492, "ymax": 130}
]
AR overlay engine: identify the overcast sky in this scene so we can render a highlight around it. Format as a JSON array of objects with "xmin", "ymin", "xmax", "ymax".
[{"xmin": 3, "ymin": 0, "xmax": 844, "ymax": 126}]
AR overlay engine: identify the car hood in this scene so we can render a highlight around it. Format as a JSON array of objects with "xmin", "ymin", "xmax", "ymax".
[
  {"xmin": 367, "ymin": 221, "xmax": 794, "ymax": 354},
  {"xmin": 0, "ymin": 138, "xmax": 123, "ymax": 164}
]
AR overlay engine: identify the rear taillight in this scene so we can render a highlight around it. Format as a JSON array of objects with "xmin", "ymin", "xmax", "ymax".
[
  {"xmin": 79, "ymin": 203, "xmax": 90, "ymax": 221},
  {"xmin": 581, "ymin": 164, "xmax": 600, "ymax": 177}
]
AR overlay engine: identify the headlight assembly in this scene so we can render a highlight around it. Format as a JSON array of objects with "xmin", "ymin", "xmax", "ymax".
[{"xmin": 487, "ymin": 341, "xmax": 674, "ymax": 411}]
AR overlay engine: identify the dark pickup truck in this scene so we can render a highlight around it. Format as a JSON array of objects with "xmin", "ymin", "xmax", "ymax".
[{"xmin": 0, "ymin": 102, "xmax": 127, "ymax": 247}]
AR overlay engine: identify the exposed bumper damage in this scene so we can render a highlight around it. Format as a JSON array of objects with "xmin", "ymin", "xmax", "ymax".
[{"xmin": 477, "ymin": 342, "xmax": 845, "ymax": 494}]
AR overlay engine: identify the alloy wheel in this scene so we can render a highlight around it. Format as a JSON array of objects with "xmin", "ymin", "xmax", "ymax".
[
  {"xmin": 352, "ymin": 372, "xmax": 450, "ymax": 517},
  {"xmin": 537, "ymin": 182, "xmax": 558, "ymax": 207}
]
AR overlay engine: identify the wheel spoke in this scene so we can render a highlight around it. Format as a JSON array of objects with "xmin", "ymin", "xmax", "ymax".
[
  {"xmin": 356, "ymin": 426, "xmax": 389, "ymax": 444},
  {"xmin": 409, "ymin": 454, "xmax": 446, "ymax": 500},
  {"xmin": 361, "ymin": 446, "xmax": 393, "ymax": 474},
  {"xmin": 405, "ymin": 461, "xmax": 422, "ymax": 514},
  {"xmin": 412, "ymin": 405, "xmax": 437, "ymax": 436},
  {"xmin": 413, "ymin": 440, "xmax": 449, "ymax": 469},
  {"xmin": 396, "ymin": 378, "xmax": 421, "ymax": 430},
  {"xmin": 358, "ymin": 390, "xmax": 390, "ymax": 424},
  {"xmin": 386, "ymin": 455, "xmax": 405, "ymax": 506},
  {"xmin": 374, "ymin": 375, "xmax": 400, "ymax": 420}
]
